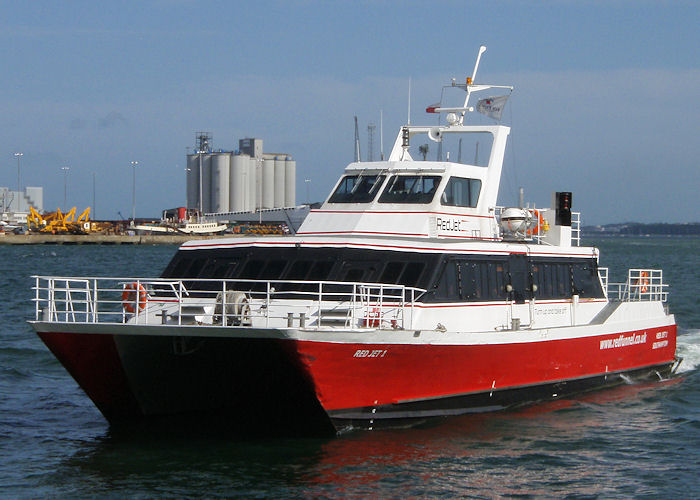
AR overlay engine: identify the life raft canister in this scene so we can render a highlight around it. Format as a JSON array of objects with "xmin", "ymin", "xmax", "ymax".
[{"xmin": 122, "ymin": 282, "xmax": 147, "ymax": 313}]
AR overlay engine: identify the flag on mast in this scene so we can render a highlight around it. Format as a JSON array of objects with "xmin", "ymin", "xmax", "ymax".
[{"xmin": 476, "ymin": 95, "xmax": 509, "ymax": 120}]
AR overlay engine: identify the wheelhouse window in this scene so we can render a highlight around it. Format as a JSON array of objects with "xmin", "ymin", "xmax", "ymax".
[
  {"xmin": 441, "ymin": 177, "xmax": 481, "ymax": 208},
  {"xmin": 378, "ymin": 175, "xmax": 441, "ymax": 204},
  {"xmin": 328, "ymin": 174, "xmax": 386, "ymax": 203}
]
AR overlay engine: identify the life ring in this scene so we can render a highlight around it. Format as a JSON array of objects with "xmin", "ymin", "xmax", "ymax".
[
  {"xmin": 638, "ymin": 271, "xmax": 649, "ymax": 293},
  {"xmin": 526, "ymin": 209, "xmax": 545, "ymax": 236},
  {"xmin": 122, "ymin": 282, "xmax": 147, "ymax": 313}
]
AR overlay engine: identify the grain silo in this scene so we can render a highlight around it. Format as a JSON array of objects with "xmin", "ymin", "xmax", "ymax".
[
  {"xmin": 200, "ymin": 154, "xmax": 213, "ymax": 213},
  {"xmin": 247, "ymin": 156, "xmax": 258, "ymax": 212},
  {"xmin": 285, "ymin": 157, "xmax": 296, "ymax": 207},
  {"xmin": 230, "ymin": 154, "xmax": 249, "ymax": 212},
  {"xmin": 262, "ymin": 158, "xmax": 275, "ymax": 209},
  {"xmin": 274, "ymin": 156, "xmax": 286, "ymax": 208},
  {"xmin": 186, "ymin": 154, "xmax": 200, "ymax": 210},
  {"xmin": 211, "ymin": 153, "xmax": 230, "ymax": 213}
]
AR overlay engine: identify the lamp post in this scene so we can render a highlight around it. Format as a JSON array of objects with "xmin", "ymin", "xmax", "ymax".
[
  {"xmin": 61, "ymin": 166, "xmax": 70, "ymax": 211},
  {"xmin": 184, "ymin": 166, "xmax": 191, "ymax": 208},
  {"xmin": 14, "ymin": 152, "xmax": 23, "ymax": 211},
  {"xmin": 130, "ymin": 161, "xmax": 138, "ymax": 223}
]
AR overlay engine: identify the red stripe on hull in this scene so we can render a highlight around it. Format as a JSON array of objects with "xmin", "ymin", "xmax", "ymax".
[
  {"xmin": 294, "ymin": 325, "xmax": 677, "ymax": 411},
  {"xmin": 37, "ymin": 332, "xmax": 141, "ymax": 419}
]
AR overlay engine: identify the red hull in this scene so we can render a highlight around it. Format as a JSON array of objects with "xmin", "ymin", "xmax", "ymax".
[
  {"xmin": 36, "ymin": 324, "xmax": 676, "ymax": 432},
  {"xmin": 294, "ymin": 325, "xmax": 677, "ymax": 412}
]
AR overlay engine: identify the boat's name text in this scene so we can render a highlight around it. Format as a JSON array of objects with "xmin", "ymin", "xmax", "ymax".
[{"xmin": 353, "ymin": 349, "xmax": 388, "ymax": 358}]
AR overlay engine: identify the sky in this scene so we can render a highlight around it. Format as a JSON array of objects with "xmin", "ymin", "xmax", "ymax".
[{"xmin": 1, "ymin": 0, "xmax": 698, "ymax": 225}]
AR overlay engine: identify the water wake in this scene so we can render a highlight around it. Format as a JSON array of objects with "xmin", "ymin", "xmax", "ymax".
[{"xmin": 676, "ymin": 329, "xmax": 700, "ymax": 373}]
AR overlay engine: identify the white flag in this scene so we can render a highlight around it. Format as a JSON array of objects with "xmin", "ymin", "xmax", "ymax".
[{"xmin": 476, "ymin": 95, "xmax": 509, "ymax": 120}]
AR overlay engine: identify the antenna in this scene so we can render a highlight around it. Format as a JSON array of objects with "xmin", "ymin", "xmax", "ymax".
[
  {"xmin": 354, "ymin": 116, "xmax": 361, "ymax": 162},
  {"xmin": 460, "ymin": 45, "xmax": 487, "ymax": 124},
  {"xmin": 367, "ymin": 122, "xmax": 376, "ymax": 161},
  {"xmin": 407, "ymin": 77, "xmax": 411, "ymax": 125},
  {"xmin": 380, "ymin": 110, "xmax": 384, "ymax": 160}
]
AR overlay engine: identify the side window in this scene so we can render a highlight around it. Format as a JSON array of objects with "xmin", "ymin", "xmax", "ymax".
[
  {"xmin": 400, "ymin": 262, "xmax": 425, "ymax": 287},
  {"xmin": 378, "ymin": 175, "xmax": 441, "ymax": 204},
  {"xmin": 328, "ymin": 175, "xmax": 385, "ymax": 203},
  {"xmin": 433, "ymin": 261, "xmax": 459, "ymax": 300},
  {"xmin": 441, "ymin": 177, "xmax": 481, "ymax": 208},
  {"xmin": 380, "ymin": 262, "xmax": 405, "ymax": 284}
]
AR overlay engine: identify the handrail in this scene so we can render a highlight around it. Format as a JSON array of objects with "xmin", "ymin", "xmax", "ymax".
[
  {"xmin": 31, "ymin": 275, "xmax": 426, "ymax": 331},
  {"xmin": 605, "ymin": 269, "xmax": 668, "ymax": 303}
]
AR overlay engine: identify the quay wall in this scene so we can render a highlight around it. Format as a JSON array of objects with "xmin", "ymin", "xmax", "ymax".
[{"xmin": 0, "ymin": 234, "xmax": 233, "ymax": 245}]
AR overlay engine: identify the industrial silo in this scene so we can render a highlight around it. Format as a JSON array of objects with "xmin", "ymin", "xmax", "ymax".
[
  {"xmin": 274, "ymin": 156, "xmax": 286, "ymax": 208},
  {"xmin": 255, "ymin": 158, "xmax": 263, "ymax": 211},
  {"xmin": 211, "ymin": 153, "xmax": 230, "ymax": 213},
  {"xmin": 186, "ymin": 154, "xmax": 199, "ymax": 210},
  {"xmin": 262, "ymin": 158, "xmax": 275, "ymax": 209},
  {"xmin": 200, "ymin": 153, "xmax": 213, "ymax": 213},
  {"xmin": 247, "ymin": 156, "xmax": 258, "ymax": 212},
  {"xmin": 285, "ymin": 157, "xmax": 296, "ymax": 207},
  {"xmin": 229, "ymin": 154, "xmax": 249, "ymax": 212}
]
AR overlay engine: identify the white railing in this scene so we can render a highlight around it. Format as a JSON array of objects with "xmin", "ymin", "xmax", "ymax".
[
  {"xmin": 604, "ymin": 269, "xmax": 668, "ymax": 302},
  {"xmin": 32, "ymin": 276, "xmax": 425, "ymax": 331}
]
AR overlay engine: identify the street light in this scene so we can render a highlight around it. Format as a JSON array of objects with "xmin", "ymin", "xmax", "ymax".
[
  {"xmin": 130, "ymin": 161, "xmax": 138, "ymax": 223},
  {"xmin": 61, "ymin": 166, "xmax": 70, "ymax": 211},
  {"xmin": 184, "ymin": 166, "xmax": 191, "ymax": 208},
  {"xmin": 14, "ymin": 152, "xmax": 23, "ymax": 211}
]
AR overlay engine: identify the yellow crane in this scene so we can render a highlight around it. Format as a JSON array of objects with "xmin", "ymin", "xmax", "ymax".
[{"xmin": 28, "ymin": 206, "xmax": 92, "ymax": 234}]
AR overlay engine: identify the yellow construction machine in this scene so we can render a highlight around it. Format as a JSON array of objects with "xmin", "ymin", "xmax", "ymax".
[{"xmin": 28, "ymin": 206, "xmax": 94, "ymax": 234}]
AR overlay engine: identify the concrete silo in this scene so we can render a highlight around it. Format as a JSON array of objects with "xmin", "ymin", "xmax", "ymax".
[
  {"xmin": 262, "ymin": 158, "xmax": 275, "ymax": 209},
  {"xmin": 274, "ymin": 156, "xmax": 286, "ymax": 208},
  {"xmin": 229, "ymin": 154, "xmax": 249, "ymax": 212},
  {"xmin": 200, "ymin": 154, "xmax": 213, "ymax": 213},
  {"xmin": 247, "ymin": 156, "xmax": 258, "ymax": 212},
  {"xmin": 186, "ymin": 154, "xmax": 200, "ymax": 210},
  {"xmin": 285, "ymin": 157, "xmax": 296, "ymax": 207},
  {"xmin": 211, "ymin": 153, "xmax": 230, "ymax": 213}
]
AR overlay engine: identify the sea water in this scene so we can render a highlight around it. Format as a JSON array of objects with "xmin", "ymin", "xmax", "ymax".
[{"xmin": 1, "ymin": 239, "xmax": 699, "ymax": 498}]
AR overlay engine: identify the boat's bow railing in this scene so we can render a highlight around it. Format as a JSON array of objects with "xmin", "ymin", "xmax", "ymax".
[
  {"xmin": 31, "ymin": 276, "xmax": 425, "ymax": 331},
  {"xmin": 601, "ymin": 268, "xmax": 668, "ymax": 302}
]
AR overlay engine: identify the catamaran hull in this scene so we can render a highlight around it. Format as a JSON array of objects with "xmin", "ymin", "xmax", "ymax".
[{"xmin": 35, "ymin": 323, "xmax": 677, "ymax": 434}]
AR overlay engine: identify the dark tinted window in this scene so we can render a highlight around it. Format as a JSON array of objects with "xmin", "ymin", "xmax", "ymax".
[
  {"xmin": 401, "ymin": 262, "xmax": 425, "ymax": 287},
  {"xmin": 380, "ymin": 262, "xmax": 404, "ymax": 284},
  {"xmin": 328, "ymin": 174, "xmax": 386, "ymax": 203},
  {"xmin": 441, "ymin": 177, "xmax": 481, "ymax": 208},
  {"xmin": 379, "ymin": 175, "xmax": 441, "ymax": 204}
]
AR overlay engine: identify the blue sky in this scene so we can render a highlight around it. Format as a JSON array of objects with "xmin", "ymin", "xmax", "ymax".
[{"xmin": 1, "ymin": 0, "xmax": 698, "ymax": 224}]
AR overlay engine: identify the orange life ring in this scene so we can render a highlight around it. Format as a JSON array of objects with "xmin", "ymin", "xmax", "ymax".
[
  {"xmin": 526, "ymin": 209, "xmax": 545, "ymax": 236},
  {"xmin": 639, "ymin": 271, "xmax": 649, "ymax": 293},
  {"xmin": 122, "ymin": 282, "xmax": 147, "ymax": 313}
]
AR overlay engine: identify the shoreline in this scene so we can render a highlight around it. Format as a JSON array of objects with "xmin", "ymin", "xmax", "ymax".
[{"xmin": 0, "ymin": 233, "xmax": 233, "ymax": 245}]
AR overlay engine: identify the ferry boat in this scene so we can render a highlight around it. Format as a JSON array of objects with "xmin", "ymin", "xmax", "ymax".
[{"xmin": 30, "ymin": 47, "xmax": 679, "ymax": 434}]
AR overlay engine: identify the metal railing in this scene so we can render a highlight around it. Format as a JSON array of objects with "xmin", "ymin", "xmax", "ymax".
[
  {"xmin": 32, "ymin": 276, "xmax": 425, "ymax": 331},
  {"xmin": 603, "ymin": 269, "xmax": 668, "ymax": 302}
]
